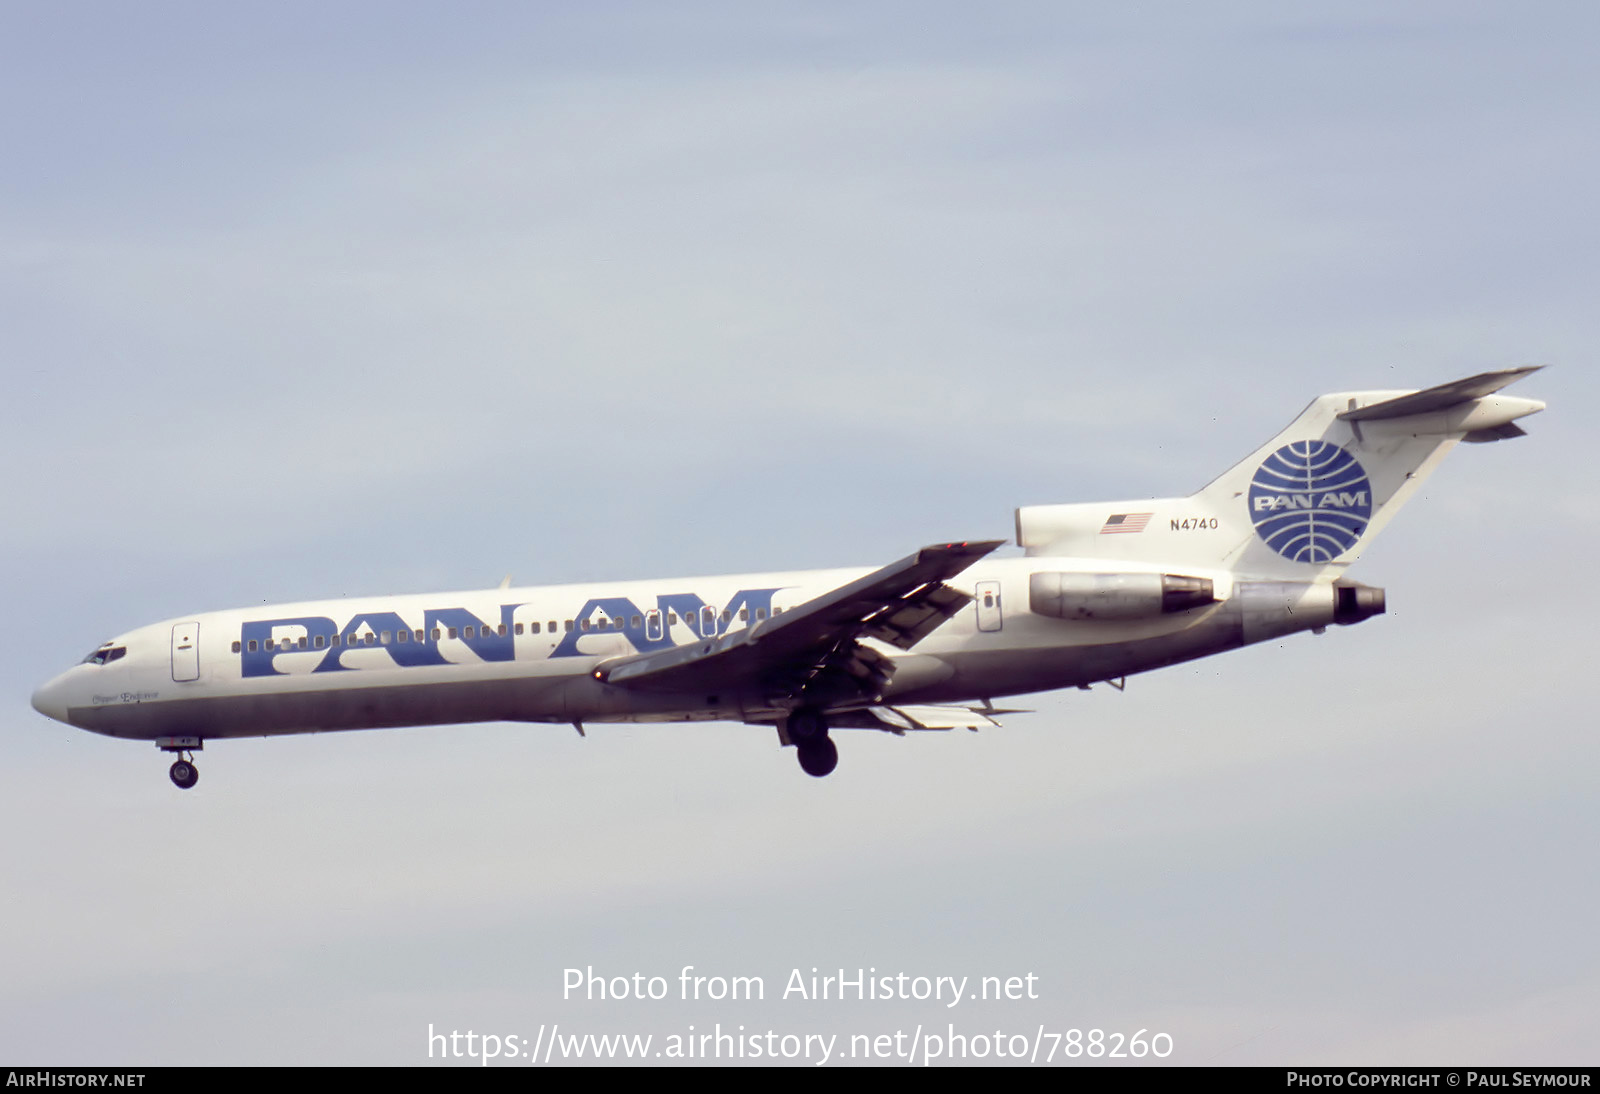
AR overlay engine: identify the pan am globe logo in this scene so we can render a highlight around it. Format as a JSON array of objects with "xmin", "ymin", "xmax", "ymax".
[{"xmin": 1249, "ymin": 441, "xmax": 1372, "ymax": 563}]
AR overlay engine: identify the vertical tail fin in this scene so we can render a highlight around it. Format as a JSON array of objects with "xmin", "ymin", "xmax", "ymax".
[{"xmin": 1017, "ymin": 367, "xmax": 1545, "ymax": 579}]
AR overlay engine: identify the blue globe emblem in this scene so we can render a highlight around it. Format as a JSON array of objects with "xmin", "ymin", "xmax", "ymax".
[{"xmin": 1249, "ymin": 441, "xmax": 1372, "ymax": 563}]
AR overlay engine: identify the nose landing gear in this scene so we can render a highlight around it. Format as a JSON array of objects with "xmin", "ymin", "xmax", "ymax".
[{"xmin": 157, "ymin": 736, "xmax": 203, "ymax": 790}]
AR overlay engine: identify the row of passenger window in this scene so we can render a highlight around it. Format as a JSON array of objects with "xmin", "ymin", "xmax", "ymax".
[{"xmin": 231, "ymin": 606, "xmax": 779, "ymax": 654}]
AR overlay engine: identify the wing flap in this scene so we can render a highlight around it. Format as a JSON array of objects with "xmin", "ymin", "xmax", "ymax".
[
  {"xmin": 859, "ymin": 581, "xmax": 974, "ymax": 650},
  {"xmin": 868, "ymin": 704, "xmax": 1005, "ymax": 731},
  {"xmin": 596, "ymin": 540, "xmax": 1003, "ymax": 696},
  {"xmin": 812, "ymin": 704, "xmax": 1009, "ymax": 733}
]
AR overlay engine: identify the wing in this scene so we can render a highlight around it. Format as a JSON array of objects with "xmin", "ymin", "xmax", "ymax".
[{"xmin": 593, "ymin": 540, "xmax": 1004, "ymax": 707}]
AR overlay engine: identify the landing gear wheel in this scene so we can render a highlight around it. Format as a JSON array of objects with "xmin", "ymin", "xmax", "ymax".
[
  {"xmin": 169, "ymin": 759, "xmax": 199, "ymax": 790},
  {"xmin": 796, "ymin": 736, "xmax": 838, "ymax": 778},
  {"xmin": 787, "ymin": 707, "xmax": 828, "ymax": 744}
]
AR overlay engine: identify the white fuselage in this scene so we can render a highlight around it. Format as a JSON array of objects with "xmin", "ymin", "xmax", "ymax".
[{"xmin": 31, "ymin": 553, "xmax": 1333, "ymax": 744}]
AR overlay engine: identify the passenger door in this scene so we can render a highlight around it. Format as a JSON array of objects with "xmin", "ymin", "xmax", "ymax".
[{"xmin": 171, "ymin": 622, "xmax": 201, "ymax": 682}]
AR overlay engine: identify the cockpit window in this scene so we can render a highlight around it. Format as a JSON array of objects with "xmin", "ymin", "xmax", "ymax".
[{"xmin": 81, "ymin": 644, "xmax": 127, "ymax": 666}]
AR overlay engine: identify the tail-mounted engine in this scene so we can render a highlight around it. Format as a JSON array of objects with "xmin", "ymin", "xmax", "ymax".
[
  {"xmin": 1333, "ymin": 580, "xmax": 1386, "ymax": 625},
  {"xmin": 1029, "ymin": 572, "xmax": 1217, "ymax": 621}
]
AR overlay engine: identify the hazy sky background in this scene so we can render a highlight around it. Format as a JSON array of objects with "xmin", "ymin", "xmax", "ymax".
[{"xmin": 2, "ymin": 2, "xmax": 1594, "ymax": 1065}]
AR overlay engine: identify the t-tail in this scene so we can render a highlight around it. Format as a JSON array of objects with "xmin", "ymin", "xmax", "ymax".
[{"xmin": 1016, "ymin": 366, "xmax": 1547, "ymax": 582}]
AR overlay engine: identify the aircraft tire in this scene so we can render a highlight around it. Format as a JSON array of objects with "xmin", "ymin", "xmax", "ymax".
[
  {"xmin": 788, "ymin": 707, "xmax": 828, "ymax": 744},
  {"xmin": 796, "ymin": 737, "xmax": 838, "ymax": 778},
  {"xmin": 169, "ymin": 760, "xmax": 199, "ymax": 790}
]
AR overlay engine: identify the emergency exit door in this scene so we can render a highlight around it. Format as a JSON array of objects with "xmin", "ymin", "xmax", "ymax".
[{"xmin": 975, "ymin": 581, "xmax": 1003, "ymax": 632}]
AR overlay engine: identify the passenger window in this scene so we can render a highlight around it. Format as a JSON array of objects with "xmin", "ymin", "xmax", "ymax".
[
  {"xmin": 397, "ymin": 630, "xmax": 409, "ymax": 643},
  {"xmin": 464, "ymin": 626, "xmax": 475, "ymax": 639},
  {"xmin": 514, "ymin": 623, "xmax": 524, "ymax": 635},
  {"xmin": 248, "ymin": 640, "xmax": 258, "ymax": 652},
  {"xmin": 756, "ymin": 609, "xmax": 766, "ymax": 620},
  {"xmin": 631, "ymin": 615, "xmax": 642, "ymax": 628},
  {"xmin": 564, "ymin": 620, "xmax": 573, "ymax": 632},
  {"xmin": 380, "ymin": 631, "xmax": 392, "ymax": 645},
  {"xmin": 365, "ymin": 633, "xmax": 376, "ymax": 646},
  {"xmin": 431, "ymin": 628, "xmax": 441, "ymax": 641},
  {"xmin": 549, "ymin": 621, "xmax": 557, "ymax": 633},
  {"xmin": 531, "ymin": 622, "xmax": 541, "ymax": 634},
  {"xmin": 613, "ymin": 617, "xmax": 624, "ymax": 630},
  {"xmin": 297, "ymin": 636, "xmax": 308, "ymax": 649},
  {"xmin": 232, "ymin": 641, "xmax": 242, "ymax": 653},
  {"xmin": 331, "ymin": 635, "xmax": 342, "ymax": 647},
  {"xmin": 498, "ymin": 624, "xmax": 507, "ymax": 637},
  {"xmin": 581, "ymin": 619, "xmax": 591, "ymax": 631},
  {"xmin": 739, "ymin": 608, "xmax": 749, "ymax": 621},
  {"xmin": 314, "ymin": 636, "xmax": 325, "ymax": 648},
  {"xmin": 721, "ymin": 610, "xmax": 731, "ymax": 623},
  {"xmin": 668, "ymin": 612, "xmax": 678, "ymax": 625},
  {"xmin": 446, "ymin": 627, "xmax": 457, "ymax": 639}
]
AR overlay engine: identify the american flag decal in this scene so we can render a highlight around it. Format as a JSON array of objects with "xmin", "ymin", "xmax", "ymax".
[{"xmin": 1100, "ymin": 512, "xmax": 1153, "ymax": 534}]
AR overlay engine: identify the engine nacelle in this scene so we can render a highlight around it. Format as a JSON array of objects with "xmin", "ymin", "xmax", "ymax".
[
  {"xmin": 1236, "ymin": 579, "xmax": 1387, "ymax": 642},
  {"xmin": 1029, "ymin": 572, "xmax": 1216, "ymax": 621},
  {"xmin": 1334, "ymin": 580, "xmax": 1386, "ymax": 625}
]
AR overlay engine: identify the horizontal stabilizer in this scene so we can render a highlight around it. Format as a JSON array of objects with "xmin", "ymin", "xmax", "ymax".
[{"xmin": 1338, "ymin": 365, "xmax": 1543, "ymax": 421}]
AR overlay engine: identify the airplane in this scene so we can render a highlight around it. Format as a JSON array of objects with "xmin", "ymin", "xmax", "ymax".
[{"xmin": 31, "ymin": 367, "xmax": 1545, "ymax": 788}]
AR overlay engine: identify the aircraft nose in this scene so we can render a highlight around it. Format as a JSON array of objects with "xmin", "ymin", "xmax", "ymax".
[{"xmin": 31, "ymin": 674, "xmax": 71, "ymax": 723}]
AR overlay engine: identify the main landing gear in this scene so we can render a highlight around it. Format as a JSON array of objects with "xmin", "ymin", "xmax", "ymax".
[
  {"xmin": 787, "ymin": 708, "xmax": 838, "ymax": 778},
  {"xmin": 157, "ymin": 736, "xmax": 203, "ymax": 790}
]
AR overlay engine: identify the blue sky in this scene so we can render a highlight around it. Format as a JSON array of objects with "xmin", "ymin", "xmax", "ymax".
[{"xmin": 2, "ymin": 2, "xmax": 1594, "ymax": 1065}]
